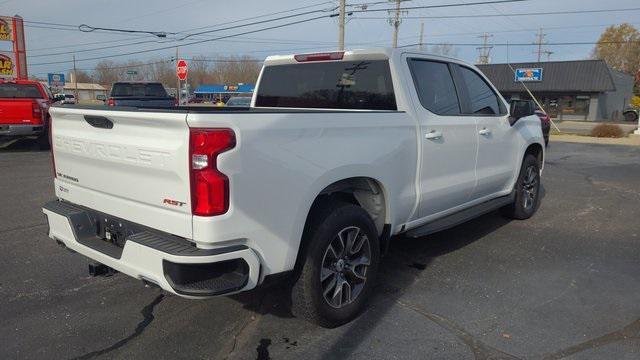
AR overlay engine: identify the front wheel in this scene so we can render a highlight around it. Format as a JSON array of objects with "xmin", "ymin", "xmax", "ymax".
[
  {"xmin": 624, "ymin": 111, "xmax": 638, "ymax": 122},
  {"xmin": 501, "ymin": 154, "xmax": 541, "ymax": 220},
  {"xmin": 292, "ymin": 202, "xmax": 380, "ymax": 328}
]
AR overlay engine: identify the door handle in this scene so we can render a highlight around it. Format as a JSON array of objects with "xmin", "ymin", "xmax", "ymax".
[
  {"xmin": 425, "ymin": 130, "xmax": 443, "ymax": 140},
  {"xmin": 479, "ymin": 128, "xmax": 491, "ymax": 136}
]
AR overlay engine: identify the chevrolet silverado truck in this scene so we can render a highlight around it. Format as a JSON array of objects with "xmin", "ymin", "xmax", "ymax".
[
  {"xmin": 1, "ymin": 79, "xmax": 56, "ymax": 149},
  {"xmin": 43, "ymin": 49, "xmax": 545, "ymax": 327}
]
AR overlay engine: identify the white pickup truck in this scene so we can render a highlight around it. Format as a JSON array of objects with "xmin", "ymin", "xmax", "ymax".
[{"xmin": 43, "ymin": 49, "xmax": 544, "ymax": 327}]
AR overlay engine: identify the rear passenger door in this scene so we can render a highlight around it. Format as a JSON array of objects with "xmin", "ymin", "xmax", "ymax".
[
  {"xmin": 405, "ymin": 57, "xmax": 478, "ymax": 218},
  {"xmin": 453, "ymin": 65, "xmax": 517, "ymax": 200}
]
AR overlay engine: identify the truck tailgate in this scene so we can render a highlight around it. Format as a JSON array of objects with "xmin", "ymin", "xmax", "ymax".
[
  {"xmin": 0, "ymin": 99, "xmax": 36, "ymax": 124},
  {"xmin": 49, "ymin": 106, "xmax": 193, "ymax": 238}
]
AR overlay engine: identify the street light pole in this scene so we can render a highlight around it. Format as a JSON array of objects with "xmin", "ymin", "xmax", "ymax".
[
  {"xmin": 391, "ymin": 0, "xmax": 401, "ymax": 48},
  {"xmin": 338, "ymin": 0, "xmax": 346, "ymax": 51},
  {"xmin": 175, "ymin": 47, "xmax": 180, "ymax": 105},
  {"xmin": 418, "ymin": 21, "xmax": 424, "ymax": 51},
  {"xmin": 72, "ymin": 54, "xmax": 78, "ymax": 101}
]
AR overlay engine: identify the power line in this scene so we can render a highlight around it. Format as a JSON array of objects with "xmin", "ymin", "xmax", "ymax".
[
  {"xmin": 350, "ymin": 0, "xmax": 529, "ymax": 13},
  {"xmin": 24, "ymin": 2, "xmax": 337, "ymax": 56},
  {"xmin": 398, "ymin": 40, "xmax": 640, "ymax": 48},
  {"xmin": 28, "ymin": 14, "xmax": 337, "ymax": 66},
  {"xmin": 352, "ymin": 7, "xmax": 640, "ymax": 19}
]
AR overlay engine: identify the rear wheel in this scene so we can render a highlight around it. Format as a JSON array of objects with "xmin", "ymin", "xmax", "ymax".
[
  {"xmin": 36, "ymin": 129, "xmax": 50, "ymax": 151},
  {"xmin": 292, "ymin": 201, "xmax": 380, "ymax": 328},
  {"xmin": 501, "ymin": 154, "xmax": 541, "ymax": 220}
]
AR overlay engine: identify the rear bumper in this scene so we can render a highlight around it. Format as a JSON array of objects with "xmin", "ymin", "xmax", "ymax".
[
  {"xmin": 0, "ymin": 124, "xmax": 43, "ymax": 136},
  {"xmin": 42, "ymin": 200, "xmax": 260, "ymax": 298}
]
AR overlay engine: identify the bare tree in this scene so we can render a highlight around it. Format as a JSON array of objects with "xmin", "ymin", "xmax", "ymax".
[
  {"xmin": 94, "ymin": 60, "xmax": 120, "ymax": 87},
  {"xmin": 68, "ymin": 69, "xmax": 93, "ymax": 83}
]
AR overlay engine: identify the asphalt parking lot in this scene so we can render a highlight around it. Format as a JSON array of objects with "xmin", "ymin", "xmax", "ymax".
[{"xmin": 1, "ymin": 139, "xmax": 639, "ymax": 360}]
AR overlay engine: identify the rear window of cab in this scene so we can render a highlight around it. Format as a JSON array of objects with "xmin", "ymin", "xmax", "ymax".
[
  {"xmin": 255, "ymin": 60, "xmax": 397, "ymax": 110},
  {"xmin": 0, "ymin": 84, "xmax": 43, "ymax": 99}
]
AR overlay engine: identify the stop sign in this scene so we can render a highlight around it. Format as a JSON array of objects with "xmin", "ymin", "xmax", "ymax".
[{"xmin": 176, "ymin": 59, "xmax": 188, "ymax": 81}]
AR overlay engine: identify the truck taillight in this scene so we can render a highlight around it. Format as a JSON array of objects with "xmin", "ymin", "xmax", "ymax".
[
  {"xmin": 32, "ymin": 100, "xmax": 43, "ymax": 121},
  {"xmin": 107, "ymin": 98, "xmax": 116, "ymax": 106},
  {"xmin": 189, "ymin": 128, "xmax": 235, "ymax": 216}
]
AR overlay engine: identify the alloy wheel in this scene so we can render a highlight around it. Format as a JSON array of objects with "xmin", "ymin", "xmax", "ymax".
[{"xmin": 320, "ymin": 226, "xmax": 371, "ymax": 309}]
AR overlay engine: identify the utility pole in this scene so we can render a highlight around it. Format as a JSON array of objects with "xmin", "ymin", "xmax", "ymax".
[
  {"xmin": 338, "ymin": 0, "xmax": 346, "ymax": 51},
  {"xmin": 388, "ymin": 0, "xmax": 405, "ymax": 48},
  {"xmin": 175, "ymin": 47, "xmax": 180, "ymax": 105},
  {"xmin": 72, "ymin": 54, "xmax": 78, "ymax": 100},
  {"xmin": 534, "ymin": 28, "xmax": 547, "ymax": 63},
  {"xmin": 476, "ymin": 33, "xmax": 493, "ymax": 64},
  {"xmin": 418, "ymin": 21, "xmax": 424, "ymax": 51}
]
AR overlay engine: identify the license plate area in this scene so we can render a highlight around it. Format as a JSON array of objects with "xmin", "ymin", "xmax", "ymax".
[
  {"xmin": 69, "ymin": 209, "xmax": 142, "ymax": 260},
  {"xmin": 95, "ymin": 216, "xmax": 131, "ymax": 249}
]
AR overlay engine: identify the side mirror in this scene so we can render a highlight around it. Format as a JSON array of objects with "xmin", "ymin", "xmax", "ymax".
[{"xmin": 509, "ymin": 100, "xmax": 535, "ymax": 126}]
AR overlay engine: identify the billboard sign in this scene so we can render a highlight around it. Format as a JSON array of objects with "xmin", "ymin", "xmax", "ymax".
[
  {"xmin": 0, "ymin": 17, "xmax": 11, "ymax": 41},
  {"xmin": 0, "ymin": 52, "xmax": 15, "ymax": 78},
  {"xmin": 515, "ymin": 68, "xmax": 543, "ymax": 82},
  {"xmin": 48, "ymin": 73, "xmax": 65, "ymax": 88}
]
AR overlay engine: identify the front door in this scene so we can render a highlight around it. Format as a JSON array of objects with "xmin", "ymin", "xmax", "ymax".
[{"xmin": 405, "ymin": 57, "xmax": 479, "ymax": 218}]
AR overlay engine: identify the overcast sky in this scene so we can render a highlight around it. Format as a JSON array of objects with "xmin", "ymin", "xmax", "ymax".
[{"xmin": 1, "ymin": 0, "xmax": 639, "ymax": 77}]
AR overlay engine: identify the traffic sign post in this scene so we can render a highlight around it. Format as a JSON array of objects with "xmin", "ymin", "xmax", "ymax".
[{"xmin": 176, "ymin": 59, "xmax": 188, "ymax": 105}]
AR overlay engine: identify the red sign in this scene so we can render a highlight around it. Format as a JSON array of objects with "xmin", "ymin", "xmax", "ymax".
[{"xmin": 176, "ymin": 59, "xmax": 188, "ymax": 81}]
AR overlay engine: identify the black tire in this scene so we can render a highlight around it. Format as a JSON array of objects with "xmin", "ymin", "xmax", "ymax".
[
  {"xmin": 292, "ymin": 201, "xmax": 380, "ymax": 328},
  {"xmin": 624, "ymin": 111, "xmax": 638, "ymax": 122},
  {"xmin": 501, "ymin": 154, "xmax": 541, "ymax": 220},
  {"xmin": 36, "ymin": 118, "xmax": 51, "ymax": 151}
]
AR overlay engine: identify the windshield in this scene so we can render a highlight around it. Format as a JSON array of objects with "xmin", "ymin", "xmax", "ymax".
[
  {"xmin": 0, "ymin": 84, "xmax": 43, "ymax": 99},
  {"xmin": 255, "ymin": 60, "xmax": 396, "ymax": 110},
  {"xmin": 226, "ymin": 97, "xmax": 251, "ymax": 106},
  {"xmin": 110, "ymin": 83, "xmax": 169, "ymax": 97}
]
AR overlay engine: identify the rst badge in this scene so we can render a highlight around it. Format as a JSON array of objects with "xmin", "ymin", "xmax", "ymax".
[{"xmin": 163, "ymin": 199, "xmax": 186, "ymax": 207}]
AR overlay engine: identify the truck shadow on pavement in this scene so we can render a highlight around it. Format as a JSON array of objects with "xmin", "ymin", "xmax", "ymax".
[
  {"xmin": 230, "ymin": 208, "xmax": 521, "ymax": 359},
  {"xmin": 0, "ymin": 137, "xmax": 47, "ymax": 152}
]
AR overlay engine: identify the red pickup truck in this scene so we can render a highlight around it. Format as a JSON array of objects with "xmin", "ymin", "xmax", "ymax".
[{"xmin": 0, "ymin": 79, "xmax": 56, "ymax": 150}]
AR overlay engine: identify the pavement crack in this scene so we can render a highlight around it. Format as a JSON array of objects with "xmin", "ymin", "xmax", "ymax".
[
  {"xmin": 70, "ymin": 294, "xmax": 165, "ymax": 360},
  {"xmin": 0, "ymin": 222, "xmax": 47, "ymax": 235},
  {"xmin": 540, "ymin": 318, "xmax": 640, "ymax": 360},
  {"xmin": 395, "ymin": 299, "xmax": 521, "ymax": 360}
]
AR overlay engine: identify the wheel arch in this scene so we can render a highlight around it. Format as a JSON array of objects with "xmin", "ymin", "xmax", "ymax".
[{"xmin": 294, "ymin": 176, "xmax": 392, "ymax": 272}]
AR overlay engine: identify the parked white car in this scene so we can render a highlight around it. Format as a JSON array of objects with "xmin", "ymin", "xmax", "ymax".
[
  {"xmin": 43, "ymin": 49, "xmax": 544, "ymax": 327},
  {"xmin": 58, "ymin": 93, "xmax": 76, "ymax": 105}
]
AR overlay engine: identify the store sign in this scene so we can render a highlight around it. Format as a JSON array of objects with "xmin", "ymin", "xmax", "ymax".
[
  {"xmin": 515, "ymin": 68, "xmax": 543, "ymax": 82},
  {"xmin": 0, "ymin": 53, "xmax": 15, "ymax": 78},
  {"xmin": 48, "ymin": 73, "xmax": 65, "ymax": 88},
  {"xmin": 223, "ymin": 85, "xmax": 239, "ymax": 91},
  {"xmin": 0, "ymin": 17, "xmax": 12, "ymax": 41}
]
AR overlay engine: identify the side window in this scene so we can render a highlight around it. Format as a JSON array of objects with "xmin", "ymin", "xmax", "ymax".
[
  {"xmin": 458, "ymin": 66, "xmax": 504, "ymax": 115},
  {"xmin": 408, "ymin": 59, "xmax": 461, "ymax": 115}
]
